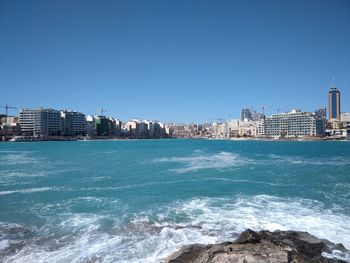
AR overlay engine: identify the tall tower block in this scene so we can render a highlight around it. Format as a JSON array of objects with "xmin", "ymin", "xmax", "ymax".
[{"xmin": 328, "ymin": 86, "xmax": 340, "ymax": 120}]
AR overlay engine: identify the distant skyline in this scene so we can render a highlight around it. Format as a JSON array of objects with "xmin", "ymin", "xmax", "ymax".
[{"xmin": 1, "ymin": 0, "xmax": 350, "ymax": 123}]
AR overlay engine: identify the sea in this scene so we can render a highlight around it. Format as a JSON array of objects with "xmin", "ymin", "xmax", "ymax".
[{"xmin": 0, "ymin": 139, "xmax": 349, "ymax": 263}]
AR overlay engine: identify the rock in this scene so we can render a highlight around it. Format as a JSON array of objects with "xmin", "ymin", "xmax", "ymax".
[
  {"xmin": 166, "ymin": 244, "xmax": 211, "ymax": 263},
  {"xmin": 165, "ymin": 229, "xmax": 349, "ymax": 263},
  {"xmin": 234, "ymin": 229, "xmax": 261, "ymax": 244}
]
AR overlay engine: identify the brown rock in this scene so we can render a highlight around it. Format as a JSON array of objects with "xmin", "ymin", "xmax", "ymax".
[{"xmin": 164, "ymin": 229, "xmax": 349, "ymax": 263}]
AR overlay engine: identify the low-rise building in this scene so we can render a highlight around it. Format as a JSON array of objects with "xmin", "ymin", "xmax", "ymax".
[
  {"xmin": 238, "ymin": 121, "xmax": 257, "ymax": 137},
  {"xmin": 341, "ymin": 113, "xmax": 350, "ymax": 128},
  {"xmin": 0, "ymin": 116, "xmax": 20, "ymax": 139}
]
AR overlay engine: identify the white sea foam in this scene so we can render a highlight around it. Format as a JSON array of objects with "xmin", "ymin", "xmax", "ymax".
[
  {"xmin": 0, "ymin": 187, "xmax": 57, "ymax": 196},
  {"xmin": 0, "ymin": 153, "xmax": 41, "ymax": 166},
  {"xmin": 2, "ymin": 195, "xmax": 350, "ymax": 263},
  {"xmin": 0, "ymin": 240, "xmax": 10, "ymax": 250},
  {"xmin": 155, "ymin": 151, "xmax": 249, "ymax": 173},
  {"xmin": 266, "ymin": 154, "xmax": 350, "ymax": 166}
]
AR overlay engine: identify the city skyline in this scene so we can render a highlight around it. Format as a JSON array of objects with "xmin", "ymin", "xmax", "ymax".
[
  {"xmin": 1, "ymin": 83, "xmax": 346, "ymax": 124},
  {"xmin": 1, "ymin": 0, "xmax": 350, "ymax": 123}
]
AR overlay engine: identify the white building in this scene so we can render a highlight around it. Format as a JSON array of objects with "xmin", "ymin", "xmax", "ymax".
[
  {"xmin": 19, "ymin": 108, "xmax": 61, "ymax": 136},
  {"xmin": 123, "ymin": 119, "xmax": 148, "ymax": 138},
  {"xmin": 262, "ymin": 109, "xmax": 325, "ymax": 138},
  {"xmin": 341, "ymin": 113, "xmax": 350, "ymax": 128},
  {"xmin": 19, "ymin": 109, "xmax": 34, "ymax": 135}
]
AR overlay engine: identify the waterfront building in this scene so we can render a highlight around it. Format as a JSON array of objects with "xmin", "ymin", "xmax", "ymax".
[
  {"xmin": 240, "ymin": 108, "xmax": 252, "ymax": 121},
  {"xmin": 61, "ymin": 110, "xmax": 86, "ymax": 136},
  {"xmin": 262, "ymin": 109, "xmax": 325, "ymax": 138},
  {"xmin": 95, "ymin": 115, "xmax": 109, "ymax": 136},
  {"xmin": 107, "ymin": 117, "xmax": 122, "ymax": 137},
  {"xmin": 0, "ymin": 116, "xmax": 20, "ymax": 138},
  {"xmin": 257, "ymin": 120, "xmax": 266, "ymax": 136},
  {"xmin": 212, "ymin": 122, "xmax": 228, "ymax": 138},
  {"xmin": 86, "ymin": 115, "xmax": 97, "ymax": 136},
  {"xmin": 238, "ymin": 121, "xmax": 257, "ymax": 137},
  {"xmin": 33, "ymin": 108, "xmax": 61, "ymax": 136},
  {"xmin": 341, "ymin": 113, "xmax": 350, "ymax": 122},
  {"xmin": 19, "ymin": 109, "xmax": 34, "ymax": 135},
  {"xmin": 123, "ymin": 119, "xmax": 148, "ymax": 138},
  {"xmin": 166, "ymin": 123, "xmax": 197, "ymax": 138},
  {"xmin": 145, "ymin": 120, "xmax": 166, "ymax": 138},
  {"xmin": 341, "ymin": 113, "xmax": 350, "ymax": 128},
  {"xmin": 19, "ymin": 108, "xmax": 61, "ymax": 136},
  {"xmin": 329, "ymin": 86, "xmax": 341, "ymax": 120},
  {"xmin": 227, "ymin": 119, "xmax": 240, "ymax": 137}
]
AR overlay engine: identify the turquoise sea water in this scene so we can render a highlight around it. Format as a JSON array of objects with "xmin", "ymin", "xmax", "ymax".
[{"xmin": 0, "ymin": 139, "xmax": 350, "ymax": 262}]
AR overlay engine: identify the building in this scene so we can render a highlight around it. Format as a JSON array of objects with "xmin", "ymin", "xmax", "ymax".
[
  {"xmin": 241, "ymin": 108, "xmax": 252, "ymax": 121},
  {"xmin": 61, "ymin": 110, "xmax": 86, "ymax": 136},
  {"xmin": 227, "ymin": 119, "xmax": 240, "ymax": 137},
  {"xmin": 95, "ymin": 116, "xmax": 109, "ymax": 136},
  {"xmin": 341, "ymin": 113, "xmax": 350, "ymax": 128},
  {"xmin": 262, "ymin": 109, "xmax": 325, "ymax": 138},
  {"xmin": 107, "ymin": 117, "xmax": 122, "ymax": 137},
  {"xmin": 238, "ymin": 121, "xmax": 257, "ymax": 137},
  {"xmin": 252, "ymin": 112, "xmax": 265, "ymax": 121},
  {"xmin": 0, "ymin": 116, "xmax": 20, "ymax": 139},
  {"xmin": 329, "ymin": 86, "xmax": 341, "ymax": 120},
  {"xmin": 123, "ymin": 119, "xmax": 149, "ymax": 138},
  {"xmin": 86, "ymin": 115, "xmax": 97, "ymax": 136},
  {"xmin": 257, "ymin": 120, "xmax": 266, "ymax": 136},
  {"xmin": 314, "ymin": 108, "xmax": 327, "ymax": 119},
  {"xmin": 144, "ymin": 120, "xmax": 166, "ymax": 138},
  {"xmin": 212, "ymin": 122, "xmax": 228, "ymax": 138},
  {"xmin": 19, "ymin": 109, "xmax": 35, "ymax": 135},
  {"xmin": 19, "ymin": 108, "xmax": 62, "ymax": 137},
  {"xmin": 33, "ymin": 109, "xmax": 61, "ymax": 136}
]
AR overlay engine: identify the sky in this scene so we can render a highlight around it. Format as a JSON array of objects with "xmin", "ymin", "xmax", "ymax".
[{"xmin": 1, "ymin": 0, "xmax": 349, "ymax": 123}]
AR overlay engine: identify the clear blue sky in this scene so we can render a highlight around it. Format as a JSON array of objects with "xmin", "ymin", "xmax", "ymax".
[{"xmin": 1, "ymin": 0, "xmax": 349, "ymax": 123}]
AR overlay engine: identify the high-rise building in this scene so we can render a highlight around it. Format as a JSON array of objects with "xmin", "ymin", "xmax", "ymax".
[
  {"xmin": 329, "ymin": 86, "xmax": 341, "ymax": 120},
  {"xmin": 240, "ymin": 108, "xmax": 252, "ymax": 121}
]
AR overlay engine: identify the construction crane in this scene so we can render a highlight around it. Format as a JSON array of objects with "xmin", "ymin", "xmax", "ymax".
[
  {"xmin": 0, "ymin": 104, "xmax": 17, "ymax": 141},
  {"xmin": 0, "ymin": 104, "xmax": 17, "ymax": 117},
  {"xmin": 260, "ymin": 105, "xmax": 271, "ymax": 115},
  {"xmin": 96, "ymin": 108, "xmax": 106, "ymax": 116}
]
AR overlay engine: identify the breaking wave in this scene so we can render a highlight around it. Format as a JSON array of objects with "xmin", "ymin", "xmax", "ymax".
[
  {"xmin": 1, "ymin": 195, "xmax": 349, "ymax": 263},
  {"xmin": 154, "ymin": 151, "xmax": 249, "ymax": 173},
  {"xmin": 0, "ymin": 187, "xmax": 58, "ymax": 196}
]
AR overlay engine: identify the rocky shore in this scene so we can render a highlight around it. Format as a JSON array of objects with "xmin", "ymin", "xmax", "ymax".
[{"xmin": 165, "ymin": 229, "xmax": 349, "ymax": 263}]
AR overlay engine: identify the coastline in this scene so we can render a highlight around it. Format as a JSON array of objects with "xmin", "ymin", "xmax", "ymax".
[
  {"xmin": 2, "ymin": 135, "xmax": 349, "ymax": 142},
  {"xmin": 165, "ymin": 229, "xmax": 350, "ymax": 263}
]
